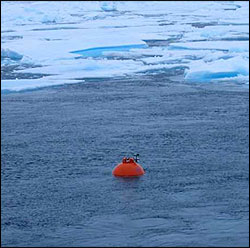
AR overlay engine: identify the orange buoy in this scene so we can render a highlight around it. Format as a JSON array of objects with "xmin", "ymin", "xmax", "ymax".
[{"xmin": 112, "ymin": 156, "xmax": 145, "ymax": 177}]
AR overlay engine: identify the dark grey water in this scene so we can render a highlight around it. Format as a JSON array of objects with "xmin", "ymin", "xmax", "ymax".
[{"xmin": 1, "ymin": 76, "xmax": 249, "ymax": 247}]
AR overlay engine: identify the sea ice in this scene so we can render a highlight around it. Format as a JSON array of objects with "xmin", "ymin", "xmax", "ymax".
[{"xmin": 1, "ymin": 1, "xmax": 249, "ymax": 91}]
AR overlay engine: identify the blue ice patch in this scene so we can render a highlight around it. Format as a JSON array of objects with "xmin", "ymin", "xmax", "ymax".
[
  {"xmin": 185, "ymin": 71, "xmax": 241, "ymax": 82},
  {"xmin": 70, "ymin": 44, "xmax": 148, "ymax": 58}
]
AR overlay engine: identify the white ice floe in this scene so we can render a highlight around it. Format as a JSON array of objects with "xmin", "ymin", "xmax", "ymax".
[
  {"xmin": 185, "ymin": 56, "xmax": 249, "ymax": 82},
  {"xmin": 1, "ymin": 1, "xmax": 249, "ymax": 91},
  {"xmin": 169, "ymin": 41, "xmax": 249, "ymax": 53},
  {"xmin": 1, "ymin": 77, "xmax": 83, "ymax": 92}
]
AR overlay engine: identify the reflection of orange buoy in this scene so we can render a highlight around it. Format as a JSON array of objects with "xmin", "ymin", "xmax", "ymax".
[{"xmin": 112, "ymin": 156, "xmax": 145, "ymax": 177}]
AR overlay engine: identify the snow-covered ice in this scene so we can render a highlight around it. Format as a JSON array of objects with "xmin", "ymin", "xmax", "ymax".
[{"xmin": 1, "ymin": 1, "xmax": 249, "ymax": 91}]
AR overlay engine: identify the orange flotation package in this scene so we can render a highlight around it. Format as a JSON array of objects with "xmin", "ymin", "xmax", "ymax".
[{"xmin": 112, "ymin": 157, "xmax": 145, "ymax": 177}]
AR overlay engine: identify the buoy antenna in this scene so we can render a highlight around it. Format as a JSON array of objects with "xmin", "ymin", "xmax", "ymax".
[{"xmin": 134, "ymin": 153, "xmax": 139, "ymax": 162}]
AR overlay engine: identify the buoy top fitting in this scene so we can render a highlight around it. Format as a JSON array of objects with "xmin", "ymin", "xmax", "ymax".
[{"xmin": 112, "ymin": 156, "xmax": 145, "ymax": 177}]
